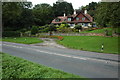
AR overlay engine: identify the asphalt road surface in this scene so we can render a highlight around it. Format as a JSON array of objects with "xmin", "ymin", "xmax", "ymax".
[{"xmin": 0, "ymin": 41, "xmax": 119, "ymax": 78}]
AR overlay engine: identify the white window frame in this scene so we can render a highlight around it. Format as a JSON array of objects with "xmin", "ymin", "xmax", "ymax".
[
  {"xmin": 76, "ymin": 17, "xmax": 79, "ymax": 21},
  {"xmin": 68, "ymin": 18, "xmax": 71, "ymax": 21},
  {"xmin": 82, "ymin": 17, "xmax": 85, "ymax": 21}
]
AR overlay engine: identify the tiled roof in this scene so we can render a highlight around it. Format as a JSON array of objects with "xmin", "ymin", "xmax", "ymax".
[
  {"xmin": 51, "ymin": 12, "xmax": 93, "ymax": 24},
  {"xmin": 85, "ymin": 14, "xmax": 93, "ymax": 22},
  {"xmin": 51, "ymin": 16, "xmax": 67, "ymax": 24}
]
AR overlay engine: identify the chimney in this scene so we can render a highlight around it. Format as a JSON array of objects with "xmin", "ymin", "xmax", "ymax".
[
  {"xmin": 84, "ymin": 10, "xmax": 87, "ymax": 14},
  {"xmin": 64, "ymin": 13, "xmax": 66, "ymax": 17},
  {"xmin": 74, "ymin": 10, "xmax": 76, "ymax": 15}
]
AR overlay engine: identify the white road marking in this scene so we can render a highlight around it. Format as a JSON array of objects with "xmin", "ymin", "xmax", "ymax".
[
  {"xmin": 2, "ymin": 44, "xmax": 119, "ymax": 64},
  {"xmin": 3, "ymin": 44, "xmax": 23, "ymax": 48},
  {"xmin": 25, "ymin": 48, "xmax": 119, "ymax": 64}
]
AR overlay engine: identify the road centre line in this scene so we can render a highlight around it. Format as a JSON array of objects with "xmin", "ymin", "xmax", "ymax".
[
  {"xmin": 26, "ymin": 48, "xmax": 118, "ymax": 64},
  {"xmin": 3, "ymin": 44, "xmax": 119, "ymax": 64}
]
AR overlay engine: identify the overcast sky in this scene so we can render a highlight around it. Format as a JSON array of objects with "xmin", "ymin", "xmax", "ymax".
[{"xmin": 28, "ymin": 0, "xmax": 101, "ymax": 9}]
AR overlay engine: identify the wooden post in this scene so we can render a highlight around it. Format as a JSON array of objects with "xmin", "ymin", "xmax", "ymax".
[{"xmin": 101, "ymin": 44, "xmax": 104, "ymax": 51}]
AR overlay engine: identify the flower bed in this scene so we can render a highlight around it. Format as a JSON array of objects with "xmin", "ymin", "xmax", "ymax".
[{"xmin": 49, "ymin": 36, "xmax": 64, "ymax": 40}]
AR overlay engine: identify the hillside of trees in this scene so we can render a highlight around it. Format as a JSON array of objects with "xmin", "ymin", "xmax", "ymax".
[{"xmin": 2, "ymin": 1, "xmax": 120, "ymax": 35}]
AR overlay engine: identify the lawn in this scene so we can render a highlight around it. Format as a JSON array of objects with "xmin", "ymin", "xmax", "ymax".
[
  {"xmin": 80, "ymin": 27, "xmax": 115, "ymax": 35},
  {"xmin": 1, "ymin": 52, "xmax": 85, "ymax": 79},
  {"xmin": 57, "ymin": 36, "xmax": 119, "ymax": 54},
  {"xmin": 2, "ymin": 37, "xmax": 43, "ymax": 44}
]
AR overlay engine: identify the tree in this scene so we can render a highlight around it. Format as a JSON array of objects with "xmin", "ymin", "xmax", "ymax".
[
  {"xmin": 95, "ymin": 2, "xmax": 120, "ymax": 28},
  {"xmin": 2, "ymin": 2, "xmax": 22, "ymax": 31},
  {"xmin": 79, "ymin": 2, "xmax": 98, "ymax": 19},
  {"xmin": 53, "ymin": 2, "xmax": 74, "ymax": 17},
  {"xmin": 2, "ymin": 2, "xmax": 33, "ymax": 31},
  {"xmin": 95, "ymin": 2, "xmax": 109, "ymax": 27},
  {"xmin": 18, "ymin": 8, "xmax": 34, "ymax": 30},
  {"xmin": 32, "ymin": 3, "xmax": 54, "ymax": 26}
]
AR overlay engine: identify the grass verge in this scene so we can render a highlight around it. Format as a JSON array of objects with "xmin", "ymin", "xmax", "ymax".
[
  {"xmin": 2, "ymin": 37, "xmax": 43, "ymax": 44},
  {"xmin": 80, "ymin": 27, "xmax": 112, "ymax": 33},
  {"xmin": 1, "ymin": 52, "xmax": 85, "ymax": 79},
  {"xmin": 57, "ymin": 36, "xmax": 119, "ymax": 54}
]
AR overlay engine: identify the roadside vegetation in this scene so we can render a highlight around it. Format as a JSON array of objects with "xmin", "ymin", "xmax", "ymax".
[
  {"xmin": 2, "ymin": 37, "xmax": 43, "ymax": 44},
  {"xmin": 1, "ymin": 52, "xmax": 83, "ymax": 78},
  {"xmin": 80, "ymin": 27, "xmax": 112, "ymax": 33},
  {"xmin": 80, "ymin": 27, "xmax": 119, "ymax": 36},
  {"xmin": 57, "ymin": 36, "xmax": 119, "ymax": 54}
]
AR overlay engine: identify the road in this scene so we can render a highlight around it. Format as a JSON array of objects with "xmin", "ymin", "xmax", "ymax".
[{"xmin": 0, "ymin": 40, "xmax": 119, "ymax": 78}]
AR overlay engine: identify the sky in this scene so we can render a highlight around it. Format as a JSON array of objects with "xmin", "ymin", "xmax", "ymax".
[{"xmin": 28, "ymin": 0, "xmax": 101, "ymax": 9}]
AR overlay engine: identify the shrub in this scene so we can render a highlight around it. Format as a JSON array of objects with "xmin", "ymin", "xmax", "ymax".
[
  {"xmin": 49, "ymin": 36, "xmax": 63, "ymax": 40},
  {"xmin": 31, "ymin": 26, "xmax": 39, "ymax": 35},
  {"xmin": 57, "ymin": 24, "xmax": 75, "ymax": 33},
  {"xmin": 2, "ymin": 31, "xmax": 20, "ymax": 37},
  {"xmin": 74, "ymin": 25, "xmax": 82, "ymax": 30},
  {"xmin": 21, "ymin": 31, "xmax": 31, "ymax": 37}
]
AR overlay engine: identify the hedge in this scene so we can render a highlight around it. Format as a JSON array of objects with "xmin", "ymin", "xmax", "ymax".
[{"xmin": 2, "ymin": 31, "xmax": 20, "ymax": 37}]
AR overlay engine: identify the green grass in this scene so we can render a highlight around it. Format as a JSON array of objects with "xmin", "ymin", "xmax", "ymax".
[
  {"xmin": 80, "ymin": 28, "xmax": 112, "ymax": 33},
  {"xmin": 0, "ymin": 52, "xmax": 1, "ymax": 80},
  {"xmin": 57, "ymin": 36, "xmax": 119, "ymax": 54},
  {"xmin": 1, "ymin": 52, "xmax": 85, "ymax": 79},
  {"xmin": 2, "ymin": 37, "xmax": 43, "ymax": 44}
]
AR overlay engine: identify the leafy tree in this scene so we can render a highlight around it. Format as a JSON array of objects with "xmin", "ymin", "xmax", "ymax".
[
  {"xmin": 79, "ymin": 2, "xmax": 98, "ymax": 19},
  {"xmin": 95, "ymin": 2, "xmax": 110, "ymax": 27},
  {"xmin": 18, "ymin": 8, "xmax": 34, "ymax": 30},
  {"xmin": 2, "ymin": 2, "xmax": 33, "ymax": 31},
  {"xmin": 95, "ymin": 2, "xmax": 120, "ymax": 28},
  {"xmin": 32, "ymin": 3, "xmax": 54, "ymax": 26},
  {"xmin": 2, "ymin": 2, "xmax": 22, "ymax": 31},
  {"xmin": 53, "ymin": 2, "xmax": 74, "ymax": 17}
]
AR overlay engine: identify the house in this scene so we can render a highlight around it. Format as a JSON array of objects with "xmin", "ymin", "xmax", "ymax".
[{"xmin": 51, "ymin": 10, "xmax": 93, "ymax": 29}]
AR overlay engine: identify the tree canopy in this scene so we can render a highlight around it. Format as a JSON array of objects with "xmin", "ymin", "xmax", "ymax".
[
  {"xmin": 95, "ymin": 2, "xmax": 120, "ymax": 28},
  {"xmin": 53, "ymin": 2, "xmax": 74, "ymax": 17},
  {"xmin": 2, "ymin": 1, "xmax": 120, "ymax": 34},
  {"xmin": 32, "ymin": 3, "xmax": 54, "ymax": 26},
  {"xmin": 2, "ymin": 2, "xmax": 33, "ymax": 31}
]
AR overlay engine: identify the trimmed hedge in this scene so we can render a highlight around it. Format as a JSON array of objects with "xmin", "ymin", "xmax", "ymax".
[{"xmin": 2, "ymin": 31, "xmax": 20, "ymax": 37}]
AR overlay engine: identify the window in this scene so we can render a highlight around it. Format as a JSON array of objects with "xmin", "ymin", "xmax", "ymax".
[
  {"xmin": 82, "ymin": 17, "xmax": 85, "ymax": 21},
  {"xmin": 85, "ymin": 23, "xmax": 88, "ymax": 26},
  {"xmin": 68, "ymin": 18, "xmax": 71, "ymax": 21},
  {"xmin": 55, "ymin": 18, "xmax": 60, "ymax": 22},
  {"xmin": 76, "ymin": 17, "xmax": 79, "ymax": 21}
]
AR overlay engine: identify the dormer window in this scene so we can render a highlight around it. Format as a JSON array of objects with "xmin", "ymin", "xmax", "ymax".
[
  {"xmin": 68, "ymin": 18, "xmax": 71, "ymax": 21},
  {"xmin": 55, "ymin": 18, "xmax": 61, "ymax": 22},
  {"xmin": 82, "ymin": 17, "xmax": 85, "ymax": 21},
  {"xmin": 76, "ymin": 17, "xmax": 79, "ymax": 21}
]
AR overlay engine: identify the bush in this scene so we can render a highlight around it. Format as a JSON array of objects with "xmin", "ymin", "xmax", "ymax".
[
  {"xmin": 74, "ymin": 25, "xmax": 82, "ymax": 30},
  {"xmin": 49, "ymin": 36, "xmax": 64, "ymax": 40},
  {"xmin": 21, "ymin": 31, "xmax": 31, "ymax": 37},
  {"xmin": 57, "ymin": 24, "xmax": 75, "ymax": 33},
  {"xmin": 31, "ymin": 26, "xmax": 39, "ymax": 35},
  {"xmin": 2, "ymin": 31, "xmax": 20, "ymax": 37}
]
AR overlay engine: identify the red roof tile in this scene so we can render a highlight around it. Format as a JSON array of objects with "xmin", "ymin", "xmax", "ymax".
[{"xmin": 51, "ymin": 12, "xmax": 93, "ymax": 24}]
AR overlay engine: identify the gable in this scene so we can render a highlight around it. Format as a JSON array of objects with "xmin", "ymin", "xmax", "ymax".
[
  {"xmin": 72, "ymin": 12, "xmax": 90, "ymax": 22},
  {"xmin": 51, "ymin": 11, "xmax": 93, "ymax": 24}
]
